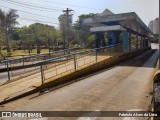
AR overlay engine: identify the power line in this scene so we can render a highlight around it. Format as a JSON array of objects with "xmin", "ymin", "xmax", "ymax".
[
  {"xmin": 0, "ymin": 5, "xmax": 58, "ymax": 20},
  {"xmin": 18, "ymin": 17, "xmax": 59, "ymax": 25},
  {"xmin": 0, "ymin": 5, "xmax": 59, "ymax": 26},
  {"xmin": 4, "ymin": 0, "xmax": 63, "ymax": 10},
  {"xmin": 1, "ymin": 0, "xmax": 63, "ymax": 12},
  {"xmin": 36, "ymin": 0, "xmax": 104, "ymax": 10},
  {"xmin": 1, "ymin": 0, "xmax": 57, "ymax": 12}
]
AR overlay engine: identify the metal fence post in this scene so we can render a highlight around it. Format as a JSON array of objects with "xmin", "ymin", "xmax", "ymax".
[
  {"xmin": 74, "ymin": 54, "xmax": 77, "ymax": 71},
  {"xmin": 95, "ymin": 50, "xmax": 98, "ymax": 62},
  {"xmin": 49, "ymin": 52, "xmax": 50, "ymax": 59},
  {"xmin": 6, "ymin": 62, "xmax": 10, "ymax": 81},
  {"xmin": 43, "ymin": 55, "xmax": 46, "ymax": 61},
  {"xmin": 40, "ymin": 64, "xmax": 44, "ymax": 85},
  {"xmin": 23, "ymin": 58, "xmax": 24, "ymax": 66},
  {"xmin": 110, "ymin": 47, "xmax": 112, "ymax": 57}
]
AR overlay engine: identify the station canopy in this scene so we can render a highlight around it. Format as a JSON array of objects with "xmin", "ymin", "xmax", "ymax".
[{"xmin": 82, "ymin": 9, "xmax": 152, "ymax": 37}]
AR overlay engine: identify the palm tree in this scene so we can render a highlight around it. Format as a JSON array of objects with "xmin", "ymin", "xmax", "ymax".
[{"xmin": 0, "ymin": 9, "xmax": 19, "ymax": 55}]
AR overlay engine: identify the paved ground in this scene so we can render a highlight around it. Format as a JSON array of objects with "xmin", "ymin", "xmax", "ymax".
[
  {"xmin": 0, "ymin": 65, "xmax": 39, "ymax": 82},
  {"xmin": 151, "ymin": 43, "xmax": 159, "ymax": 49},
  {"xmin": 0, "ymin": 47, "xmax": 158, "ymax": 120}
]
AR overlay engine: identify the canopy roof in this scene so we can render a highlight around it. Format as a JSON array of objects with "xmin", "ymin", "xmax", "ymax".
[{"xmin": 82, "ymin": 12, "xmax": 152, "ymax": 37}]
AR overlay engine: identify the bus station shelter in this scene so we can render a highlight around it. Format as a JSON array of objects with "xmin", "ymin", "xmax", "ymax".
[{"xmin": 82, "ymin": 10, "xmax": 152, "ymax": 52}]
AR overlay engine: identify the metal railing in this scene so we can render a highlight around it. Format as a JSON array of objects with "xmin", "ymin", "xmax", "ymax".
[
  {"xmin": 36, "ymin": 44, "xmax": 123, "ymax": 85},
  {"xmin": 0, "ymin": 47, "xmax": 81, "ymax": 81}
]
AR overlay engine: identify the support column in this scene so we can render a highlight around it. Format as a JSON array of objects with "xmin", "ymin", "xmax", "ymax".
[
  {"xmin": 128, "ymin": 31, "xmax": 131, "ymax": 51},
  {"xmin": 148, "ymin": 38, "xmax": 151, "ymax": 47},
  {"xmin": 115, "ymin": 31, "xmax": 121, "ymax": 44},
  {"xmin": 95, "ymin": 32, "xmax": 106, "ymax": 48},
  {"xmin": 99, "ymin": 35, "xmax": 102, "ymax": 47},
  {"xmin": 145, "ymin": 38, "xmax": 149, "ymax": 47},
  {"xmin": 95, "ymin": 33, "xmax": 101, "ymax": 48},
  {"xmin": 106, "ymin": 32, "xmax": 109, "ymax": 45},
  {"xmin": 143, "ymin": 38, "xmax": 145, "ymax": 48},
  {"xmin": 107, "ymin": 32, "xmax": 112, "ymax": 45},
  {"xmin": 123, "ymin": 31, "xmax": 129, "ymax": 52},
  {"xmin": 111, "ymin": 32, "xmax": 115, "ymax": 45},
  {"xmin": 101, "ymin": 34, "xmax": 106, "ymax": 47},
  {"xmin": 136, "ymin": 33, "xmax": 138, "ymax": 49},
  {"xmin": 140, "ymin": 36, "xmax": 143, "ymax": 48}
]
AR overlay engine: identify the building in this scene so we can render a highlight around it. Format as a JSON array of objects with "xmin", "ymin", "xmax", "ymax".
[
  {"xmin": 82, "ymin": 9, "xmax": 151, "ymax": 51},
  {"xmin": 148, "ymin": 18, "xmax": 159, "ymax": 35},
  {"xmin": 58, "ymin": 14, "xmax": 73, "ymax": 30},
  {"xmin": 99, "ymin": 9, "xmax": 114, "ymax": 16}
]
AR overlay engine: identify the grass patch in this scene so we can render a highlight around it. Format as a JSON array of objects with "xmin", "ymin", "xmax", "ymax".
[{"xmin": 0, "ymin": 49, "xmax": 49, "ymax": 57}]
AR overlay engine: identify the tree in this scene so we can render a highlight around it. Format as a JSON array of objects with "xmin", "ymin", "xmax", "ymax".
[
  {"xmin": 73, "ymin": 13, "xmax": 99, "ymax": 48},
  {"xmin": 151, "ymin": 34, "xmax": 158, "ymax": 43},
  {"xmin": 56, "ymin": 30, "xmax": 63, "ymax": 48},
  {"xmin": 18, "ymin": 26, "xmax": 35, "ymax": 55},
  {"xmin": 28, "ymin": 23, "xmax": 43, "ymax": 54},
  {"xmin": 0, "ymin": 9, "xmax": 19, "ymax": 55},
  {"xmin": 87, "ymin": 34, "xmax": 95, "ymax": 48},
  {"xmin": 0, "ymin": 28, "xmax": 5, "ymax": 51},
  {"xmin": 78, "ymin": 29, "xmax": 90, "ymax": 48},
  {"xmin": 28, "ymin": 23, "xmax": 57, "ymax": 54},
  {"xmin": 68, "ymin": 28, "xmax": 78, "ymax": 47}
]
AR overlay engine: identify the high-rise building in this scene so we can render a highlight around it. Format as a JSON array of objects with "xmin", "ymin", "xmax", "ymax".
[
  {"xmin": 58, "ymin": 14, "xmax": 73, "ymax": 30},
  {"xmin": 148, "ymin": 18, "xmax": 159, "ymax": 35}
]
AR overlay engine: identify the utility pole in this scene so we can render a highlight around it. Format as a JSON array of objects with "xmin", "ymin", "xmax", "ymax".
[{"xmin": 63, "ymin": 8, "xmax": 74, "ymax": 48}]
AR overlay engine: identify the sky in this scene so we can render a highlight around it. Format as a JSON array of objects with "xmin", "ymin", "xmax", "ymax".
[{"xmin": 0, "ymin": 0, "xmax": 159, "ymax": 28}]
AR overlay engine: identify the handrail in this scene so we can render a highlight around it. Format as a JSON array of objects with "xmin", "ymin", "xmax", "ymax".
[
  {"xmin": 41, "ymin": 47, "xmax": 81, "ymax": 55},
  {"xmin": 0, "ymin": 54, "xmax": 45, "ymax": 63},
  {"xmin": 36, "ymin": 44, "xmax": 122, "ymax": 65},
  {"xmin": 0, "ymin": 47, "xmax": 81, "ymax": 63}
]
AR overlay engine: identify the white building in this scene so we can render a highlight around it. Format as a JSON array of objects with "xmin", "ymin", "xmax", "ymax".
[
  {"xmin": 58, "ymin": 14, "xmax": 73, "ymax": 30},
  {"xmin": 148, "ymin": 18, "xmax": 159, "ymax": 35}
]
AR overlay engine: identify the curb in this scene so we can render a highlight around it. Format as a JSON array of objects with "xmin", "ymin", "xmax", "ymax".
[{"xmin": 0, "ymin": 87, "xmax": 39, "ymax": 105}]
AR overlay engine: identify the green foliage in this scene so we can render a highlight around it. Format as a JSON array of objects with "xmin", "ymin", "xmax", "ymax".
[
  {"xmin": 11, "ymin": 40, "xmax": 18, "ymax": 50},
  {"xmin": 18, "ymin": 23, "xmax": 57, "ymax": 54},
  {"xmin": 78, "ymin": 13, "xmax": 99, "ymax": 26},
  {"xmin": 0, "ymin": 9, "xmax": 19, "ymax": 55},
  {"xmin": 87, "ymin": 35, "xmax": 95, "ymax": 48},
  {"xmin": 0, "ymin": 11, "xmax": 99, "ymax": 54},
  {"xmin": 1, "ymin": 22, "xmax": 64, "ymax": 54},
  {"xmin": 69, "ymin": 28, "xmax": 79, "ymax": 46},
  {"xmin": 151, "ymin": 34, "xmax": 159, "ymax": 43},
  {"xmin": 79, "ymin": 13, "xmax": 100, "ymax": 18},
  {"xmin": 17, "ymin": 26, "xmax": 34, "ymax": 52},
  {"xmin": 73, "ymin": 13, "xmax": 99, "ymax": 48},
  {"xmin": 0, "ymin": 28, "xmax": 5, "ymax": 50}
]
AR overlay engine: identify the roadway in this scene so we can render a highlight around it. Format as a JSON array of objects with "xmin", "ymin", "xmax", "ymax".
[{"xmin": 0, "ymin": 47, "xmax": 158, "ymax": 120}]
